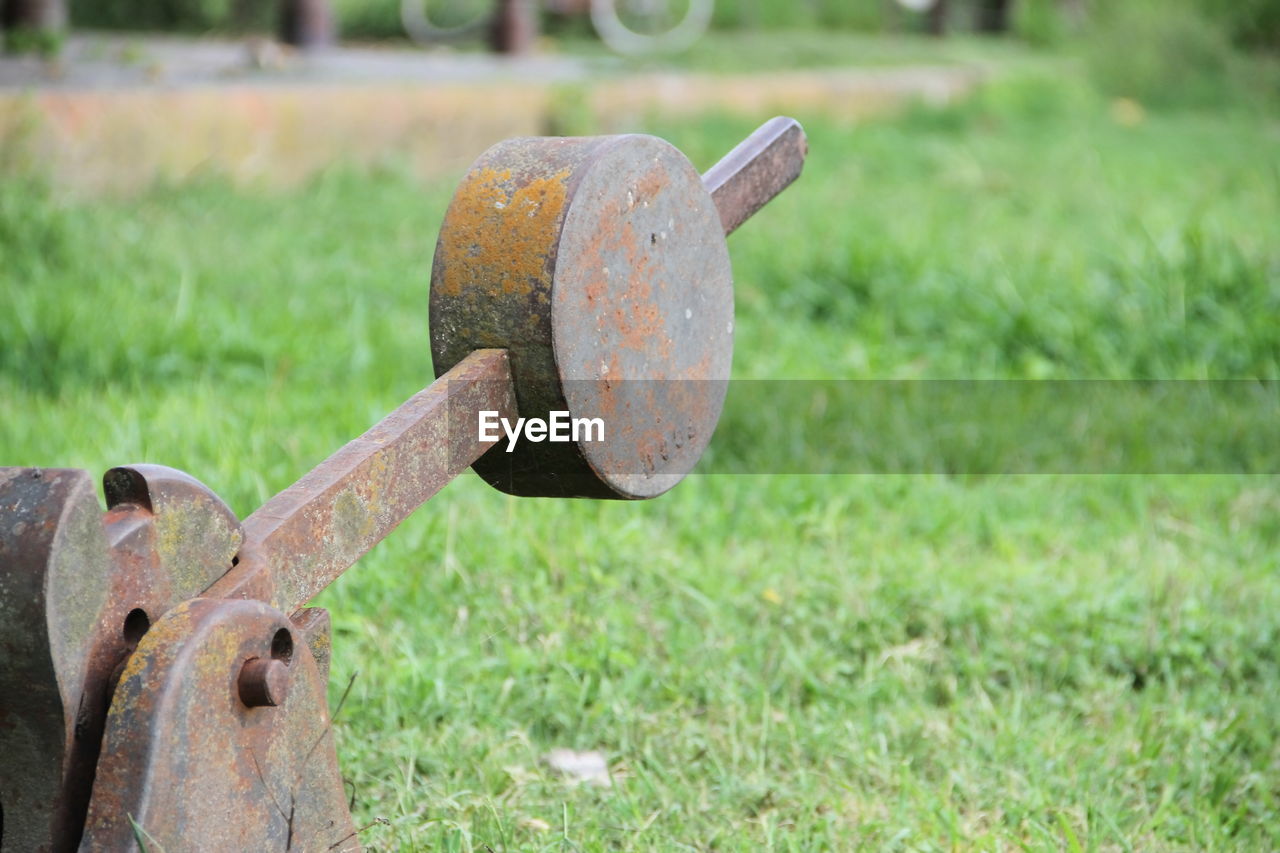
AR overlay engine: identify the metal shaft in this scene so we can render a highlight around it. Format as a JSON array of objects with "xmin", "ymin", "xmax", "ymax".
[
  {"xmin": 701, "ymin": 116, "xmax": 808, "ymax": 237},
  {"xmin": 205, "ymin": 348, "xmax": 516, "ymax": 613}
]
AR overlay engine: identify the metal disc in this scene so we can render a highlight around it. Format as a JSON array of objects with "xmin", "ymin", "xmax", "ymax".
[{"xmin": 430, "ymin": 134, "xmax": 733, "ymax": 499}]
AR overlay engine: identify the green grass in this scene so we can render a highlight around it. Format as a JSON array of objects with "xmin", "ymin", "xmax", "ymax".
[
  {"xmin": 4, "ymin": 71, "xmax": 1280, "ymax": 849},
  {"xmin": 541, "ymin": 29, "xmax": 1045, "ymax": 74},
  {"xmin": 336, "ymin": 0, "xmax": 914, "ymax": 42}
]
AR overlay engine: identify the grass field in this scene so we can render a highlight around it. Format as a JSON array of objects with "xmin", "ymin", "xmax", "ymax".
[
  {"xmin": 4, "ymin": 69, "xmax": 1280, "ymax": 849},
  {"xmin": 440, "ymin": 29, "xmax": 1045, "ymax": 75}
]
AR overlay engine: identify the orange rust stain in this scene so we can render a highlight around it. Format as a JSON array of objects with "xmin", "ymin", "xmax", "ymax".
[
  {"xmin": 633, "ymin": 167, "xmax": 669, "ymax": 204},
  {"xmin": 584, "ymin": 265, "xmax": 607, "ymax": 305},
  {"xmin": 566, "ymin": 168, "xmax": 671, "ymax": 371},
  {"xmin": 613, "ymin": 201, "xmax": 667, "ymax": 364},
  {"xmin": 436, "ymin": 165, "xmax": 571, "ymax": 301},
  {"xmin": 593, "ymin": 352, "xmax": 625, "ymax": 422}
]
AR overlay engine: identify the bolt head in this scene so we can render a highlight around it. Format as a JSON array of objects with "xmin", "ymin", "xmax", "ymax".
[{"xmin": 238, "ymin": 657, "xmax": 289, "ymax": 708}]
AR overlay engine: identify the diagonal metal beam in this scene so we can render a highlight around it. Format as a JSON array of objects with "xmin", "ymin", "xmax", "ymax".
[{"xmin": 205, "ymin": 348, "xmax": 516, "ymax": 613}]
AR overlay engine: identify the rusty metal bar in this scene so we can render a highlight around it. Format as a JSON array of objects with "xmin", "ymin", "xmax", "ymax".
[
  {"xmin": 701, "ymin": 116, "xmax": 808, "ymax": 237},
  {"xmin": 204, "ymin": 348, "xmax": 516, "ymax": 613}
]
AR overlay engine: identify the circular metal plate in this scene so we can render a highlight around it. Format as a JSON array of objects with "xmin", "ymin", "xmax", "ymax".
[{"xmin": 430, "ymin": 134, "xmax": 733, "ymax": 499}]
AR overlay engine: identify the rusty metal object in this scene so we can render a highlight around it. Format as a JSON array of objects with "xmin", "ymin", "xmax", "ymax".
[
  {"xmin": 239, "ymin": 657, "xmax": 291, "ymax": 707},
  {"xmin": 82, "ymin": 598, "xmax": 354, "ymax": 851},
  {"xmin": 431, "ymin": 133, "xmax": 732, "ymax": 499},
  {"xmin": 430, "ymin": 117, "xmax": 806, "ymax": 498},
  {"xmin": 0, "ymin": 469, "xmax": 110, "ymax": 853},
  {"xmin": 0, "ymin": 353, "xmax": 512, "ymax": 849},
  {"xmin": 702, "ymin": 117, "xmax": 808, "ymax": 236},
  {"xmin": 0, "ymin": 119, "xmax": 805, "ymax": 852},
  {"xmin": 103, "ymin": 464, "xmax": 242, "ymax": 599},
  {"xmin": 205, "ymin": 347, "xmax": 515, "ymax": 614},
  {"xmin": 0, "ymin": 465, "xmax": 245, "ymax": 852},
  {"xmin": 293, "ymin": 607, "xmax": 332, "ymax": 683}
]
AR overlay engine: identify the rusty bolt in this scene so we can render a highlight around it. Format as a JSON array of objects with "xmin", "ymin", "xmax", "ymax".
[{"xmin": 238, "ymin": 657, "xmax": 289, "ymax": 708}]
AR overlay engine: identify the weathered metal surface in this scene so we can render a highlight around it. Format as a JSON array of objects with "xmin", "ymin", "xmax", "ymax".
[
  {"xmin": 0, "ymin": 469, "xmax": 110, "ymax": 853},
  {"xmin": 0, "ymin": 465, "xmax": 246, "ymax": 852},
  {"xmin": 204, "ymin": 348, "xmax": 515, "ymax": 613},
  {"xmin": 701, "ymin": 116, "xmax": 808, "ymax": 236},
  {"xmin": 81, "ymin": 597, "xmax": 356, "ymax": 851},
  {"xmin": 554, "ymin": 135, "xmax": 735, "ymax": 498},
  {"xmin": 430, "ymin": 133, "xmax": 735, "ymax": 498},
  {"xmin": 292, "ymin": 607, "xmax": 332, "ymax": 683},
  {"xmin": 431, "ymin": 118, "xmax": 806, "ymax": 499},
  {"xmin": 103, "ymin": 464, "xmax": 242, "ymax": 602},
  {"xmin": 239, "ymin": 657, "xmax": 291, "ymax": 707}
]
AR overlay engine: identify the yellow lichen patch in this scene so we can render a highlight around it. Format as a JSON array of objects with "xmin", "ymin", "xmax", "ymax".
[
  {"xmin": 194, "ymin": 621, "xmax": 245, "ymax": 682},
  {"xmin": 153, "ymin": 499, "xmax": 242, "ymax": 595},
  {"xmin": 435, "ymin": 165, "xmax": 571, "ymax": 302},
  {"xmin": 332, "ymin": 487, "xmax": 375, "ymax": 552},
  {"xmin": 116, "ymin": 600, "xmax": 197, "ymax": 686}
]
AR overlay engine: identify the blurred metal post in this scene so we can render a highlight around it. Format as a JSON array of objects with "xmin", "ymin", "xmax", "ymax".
[
  {"xmin": 490, "ymin": 0, "xmax": 538, "ymax": 55},
  {"xmin": 1, "ymin": 0, "xmax": 66, "ymax": 51},
  {"xmin": 279, "ymin": 0, "xmax": 336, "ymax": 50},
  {"xmin": 926, "ymin": 0, "xmax": 949, "ymax": 36},
  {"xmin": 975, "ymin": 0, "xmax": 1013, "ymax": 32}
]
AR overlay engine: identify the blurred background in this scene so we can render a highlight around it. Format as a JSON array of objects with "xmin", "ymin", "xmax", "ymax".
[
  {"xmin": 3, "ymin": 1, "xmax": 1280, "ymax": 849},
  {"xmin": 2, "ymin": 1, "xmax": 1277, "ymax": 186}
]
